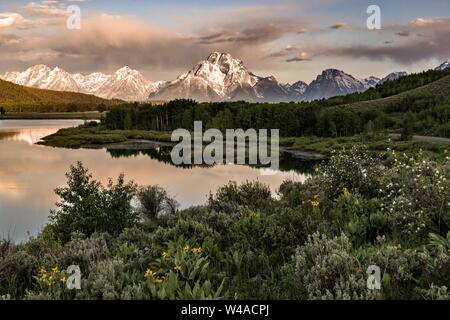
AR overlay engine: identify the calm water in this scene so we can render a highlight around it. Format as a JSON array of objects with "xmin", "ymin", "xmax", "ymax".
[{"xmin": 0, "ymin": 120, "xmax": 309, "ymax": 242}]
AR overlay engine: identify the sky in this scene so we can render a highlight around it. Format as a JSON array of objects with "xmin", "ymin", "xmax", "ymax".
[{"xmin": 1, "ymin": 0, "xmax": 450, "ymax": 83}]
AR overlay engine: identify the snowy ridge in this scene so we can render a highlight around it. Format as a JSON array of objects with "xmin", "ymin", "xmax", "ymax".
[
  {"xmin": 436, "ymin": 61, "xmax": 450, "ymax": 71},
  {"xmin": 3, "ymin": 57, "xmax": 450, "ymax": 102},
  {"xmin": 378, "ymin": 72, "xmax": 408, "ymax": 85},
  {"xmin": 0, "ymin": 65, "xmax": 160, "ymax": 101}
]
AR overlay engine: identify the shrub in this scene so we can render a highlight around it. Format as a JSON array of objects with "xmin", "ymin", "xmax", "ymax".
[
  {"xmin": 49, "ymin": 162, "xmax": 138, "ymax": 242},
  {"xmin": 208, "ymin": 181, "xmax": 274, "ymax": 215},
  {"xmin": 137, "ymin": 185, "xmax": 179, "ymax": 220},
  {"xmin": 283, "ymin": 232, "xmax": 380, "ymax": 300}
]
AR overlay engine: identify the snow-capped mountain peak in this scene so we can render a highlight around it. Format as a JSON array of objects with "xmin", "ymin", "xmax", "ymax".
[
  {"xmin": 378, "ymin": 72, "xmax": 408, "ymax": 85},
  {"xmin": 436, "ymin": 61, "xmax": 450, "ymax": 71},
  {"xmin": 153, "ymin": 52, "xmax": 261, "ymax": 101},
  {"xmin": 361, "ymin": 76, "xmax": 381, "ymax": 89},
  {"xmin": 94, "ymin": 66, "xmax": 158, "ymax": 101}
]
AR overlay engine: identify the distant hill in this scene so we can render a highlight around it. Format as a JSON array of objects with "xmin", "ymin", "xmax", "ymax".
[
  {"xmin": 0, "ymin": 79, "xmax": 119, "ymax": 112},
  {"xmin": 347, "ymin": 74, "xmax": 450, "ymax": 110}
]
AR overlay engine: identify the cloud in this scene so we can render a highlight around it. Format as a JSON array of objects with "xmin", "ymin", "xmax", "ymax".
[
  {"xmin": 196, "ymin": 19, "xmax": 306, "ymax": 45},
  {"xmin": 396, "ymin": 30, "xmax": 410, "ymax": 37},
  {"xmin": 329, "ymin": 23, "xmax": 347, "ymax": 30},
  {"xmin": 22, "ymin": 2, "xmax": 69, "ymax": 17},
  {"xmin": 286, "ymin": 51, "xmax": 312, "ymax": 62},
  {"xmin": 298, "ymin": 17, "xmax": 450, "ymax": 66},
  {"xmin": 0, "ymin": 13, "xmax": 33, "ymax": 29}
]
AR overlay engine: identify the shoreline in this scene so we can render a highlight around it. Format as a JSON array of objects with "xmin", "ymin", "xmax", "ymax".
[
  {"xmin": 39, "ymin": 125, "xmax": 450, "ymax": 161},
  {"xmin": 0, "ymin": 111, "xmax": 102, "ymax": 120}
]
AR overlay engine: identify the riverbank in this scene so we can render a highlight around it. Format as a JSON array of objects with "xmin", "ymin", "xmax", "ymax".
[
  {"xmin": 0, "ymin": 111, "xmax": 102, "ymax": 120},
  {"xmin": 40, "ymin": 124, "xmax": 450, "ymax": 160}
]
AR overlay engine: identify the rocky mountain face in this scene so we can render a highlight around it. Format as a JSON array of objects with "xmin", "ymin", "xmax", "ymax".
[
  {"xmin": 151, "ymin": 52, "xmax": 261, "ymax": 102},
  {"xmin": 0, "ymin": 65, "xmax": 158, "ymax": 101},
  {"xmin": 150, "ymin": 54, "xmax": 380, "ymax": 102},
  {"xmin": 302, "ymin": 69, "xmax": 367, "ymax": 101}
]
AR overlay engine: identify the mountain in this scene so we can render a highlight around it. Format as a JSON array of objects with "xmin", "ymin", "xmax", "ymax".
[
  {"xmin": 253, "ymin": 76, "xmax": 292, "ymax": 102},
  {"xmin": 378, "ymin": 72, "xmax": 408, "ymax": 85},
  {"xmin": 94, "ymin": 66, "xmax": 159, "ymax": 101},
  {"xmin": 151, "ymin": 52, "xmax": 263, "ymax": 102},
  {"xmin": 302, "ymin": 69, "xmax": 367, "ymax": 101},
  {"xmin": 436, "ymin": 61, "xmax": 450, "ymax": 71},
  {"xmin": 361, "ymin": 76, "xmax": 380, "ymax": 89},
  {"xmin": 1, "ymin": 65, "xmax": 82, "ymax": 93},
  {"xmin": 0, "ymin": 78, "xmax": 115, "ymax": 111},
  {"xmin": 283, "ymin": 81, "xmax": 308, "ymax": 100},
  {"xmin": 1, "ymin": 65, "xmax": 159, "ymax": 101},
  {"xmin": 73, "ymin": 72, "xmax": 111, "ymax": 93}
]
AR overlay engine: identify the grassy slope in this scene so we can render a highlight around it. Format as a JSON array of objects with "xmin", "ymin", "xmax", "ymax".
[
  {"xmin": 0, "ymin": 79, "xmax": 118, "ymax": 110},
  {"xmin": 347, "ymin": 74, "xmax": 450, "ymax": 110}
]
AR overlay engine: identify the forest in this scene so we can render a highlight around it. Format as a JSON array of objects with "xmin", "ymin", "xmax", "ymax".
[{"xmin": 103, "ymin": 96, "xmax": 449, "ymax": 138}]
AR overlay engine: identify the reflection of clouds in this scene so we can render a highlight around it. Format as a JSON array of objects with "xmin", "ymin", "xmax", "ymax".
[
  {"xmin": 0, "ymin": 128, "xmax": 59, "ymax": 144},
  {"xmin": 0, "ymin": 121, "xmax": 307, "ymax": 241}
]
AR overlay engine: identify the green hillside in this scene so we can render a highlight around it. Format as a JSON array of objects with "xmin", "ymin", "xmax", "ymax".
[
  {"xmin": 0, "ymin": 79, "xmax": 120, "ymax": 112},
  {"xmin": 347, "ymin": 74, "xmax": 450, "ymax": 110}
]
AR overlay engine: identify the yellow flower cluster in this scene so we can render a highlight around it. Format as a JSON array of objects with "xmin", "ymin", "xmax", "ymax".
[
  {"xmin": 309, "ymin": 195, "xmax": 320, "ymax": 208},
  {"xmin": 144, "ymin": 268, "xmax": 156, "ymax": 278},
  {"xmin": 192, "ymin": 247, "xmax": 202, "ymax": 254},
  {"xmin": 38, "ymin": 266, "xmax": 64, "ymax": 287},
  {"xmin": 240, "ymin": 211, "xmax": 257, "ymax": 218},
  {"xmin": 144, "ymin": 267, "xmax": 165, "ymax": 284}
]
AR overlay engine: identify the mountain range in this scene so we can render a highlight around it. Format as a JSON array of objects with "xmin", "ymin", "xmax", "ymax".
[
  {"xmin": 1, "ymin": 53, "xmax": 449, "ymax": 102},
  {"xmin": 0, "ymin": 65, "xmax": 162, "ymax": 101}
]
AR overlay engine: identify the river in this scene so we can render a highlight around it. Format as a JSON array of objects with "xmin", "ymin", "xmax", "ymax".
[{"xmin": 0, "ymin": 120, "xmax": 311, "ymax": 242}]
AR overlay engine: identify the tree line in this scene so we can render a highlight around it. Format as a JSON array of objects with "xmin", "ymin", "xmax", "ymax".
[{"xmin": 103, "ymin": 99, "xmax": 394, "ymax": 138}]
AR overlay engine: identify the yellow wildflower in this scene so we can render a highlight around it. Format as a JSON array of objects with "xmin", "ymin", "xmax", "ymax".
[
  {"xmin": 192, "ymin": 247, "xmax": 202, "ymax": 254},
  {"xmin": 342, "ymin": 187, "xmax": 350, "ymax": 198},
  {"xmin": 60, "ymin": 277, "xmax": 67, "ymax": 284},
  {"xmin": 310, "ymin": 200, "xmax": 320, "ymax": 207},
  {"xmin": 52, "ymin": 266, "xmax": 60, "ymax": 274},
  {"xmin": 144, "ymin": 268, "xmax": 156, "ymax": 278},
  {"xmin": 183, "ymin": 245, "xmax": 190, "ymax": 253},
  {"xmin": 155, "ymin": 277, "xmax": 164, "ymax": 284},
  {"xmin": 174, "ymin": 265, "xmax": 182, "ymax": 272},
  {"xmin": 162, "ymin": 251, "xmax": 169, "ymax": 259}
]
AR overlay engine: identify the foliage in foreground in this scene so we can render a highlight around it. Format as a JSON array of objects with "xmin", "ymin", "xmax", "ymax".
[{"xmin": 0, "ymin": 149, "xmax": 449, "ymax": 300}]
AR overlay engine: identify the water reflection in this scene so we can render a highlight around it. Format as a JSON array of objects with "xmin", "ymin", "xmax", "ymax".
[
  {"xmin": 0, "ymin": 120, "xmax": 313, "ymax": 242},
  {"xmin": 106, "ymin": 147, "xmax": 319, "ymax": 173}
]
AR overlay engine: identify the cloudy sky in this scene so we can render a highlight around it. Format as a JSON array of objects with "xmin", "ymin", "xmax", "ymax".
[{"xmin": 1, "ymin": 0, "xmax": 450, "ymax": 83}]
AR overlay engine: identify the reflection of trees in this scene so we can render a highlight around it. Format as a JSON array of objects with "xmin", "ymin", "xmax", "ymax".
[{"xmin": 106, "ymin": 145, "xmax": 321, "ymax": 174}]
